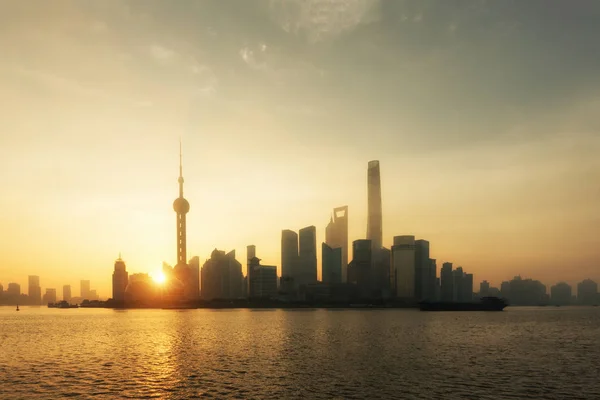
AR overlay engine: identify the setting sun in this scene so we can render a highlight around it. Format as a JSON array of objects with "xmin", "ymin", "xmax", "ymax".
[{"xmin": 151, "ymin": 271, "xmax": 166, "ymax": 285}]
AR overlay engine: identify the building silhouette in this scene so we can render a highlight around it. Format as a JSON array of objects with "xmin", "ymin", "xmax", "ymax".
[
  {"xmin": 550, "ymin": 282, "xmax": 572, "ymax": 305},
  {"xmin": 188, "ymin": 256, "xmax": 201, "ymax": 301},
  {"xmin": 348, "ymin": 239, "xmax": 372, "ymax": 298},
  {"xmin": 63, "ymin": 285, "xmax": 72, "ymax": 302},
  {"xmin": 502, "ymin": 276, "xmax": 547, "ymax": 305},
  {"xmin": 298, "ymin": 226, "xmax": 317, "ymax": 286},
  {"xmin": 325, "ymin": 206, "xmax": 349, "ymax": 282},
  {"xmin": 479, "ymin": 280, "xmax": 490, "ymax": 297},
  {"xmin": 80, "ymin": 280, "xmax": 91, "ymax": 299},
  {"xmin": 322, "ymin": 243, "xmax": 342, "ymax": 284},
  {"xmin": 577, "ymin": 279, "xmax": 598, "ymax": 305},
  {"xmin": 391, "ymin": 236, "xmax": 416, "ymax": 299},
  {"xmin": 366, "ymin": 161, "xmax": 383, "ymax": 252},
  {"xmin": 201, "ymin": 249, "xmax": 244, "ymax": 300},
  {"xmin": 440, "ymin": 262, "xmax": 454, "ymax": 301},
  {"xmin": 7, "ymin": 283, "xmax": 20, "ymax": 297},
  {"xmin": 112, "ymin": 254, "xmax": 129, "ymax": 303},
  {"xmin": 42, "ymin": 288, "xmax": 57, "ymax": 305},
  {"xmin": 28, "ymin": 275, "xmax": 41, "ymax": 305},
  {"xmin": 248, "ymin": 253, "xmax": 278, "ymax": 299},
  {"xmin": 281, "ymin": 229, "xmax": 299, "ymax": 286},
  {"xmin": 414, "ymin": 240, "xmax": 430, "ymax": 301}
]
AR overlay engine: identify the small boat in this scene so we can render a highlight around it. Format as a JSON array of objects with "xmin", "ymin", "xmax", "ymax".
[
  {"xmin": 16, "ymin": 305, "xmax": 19, "ymax": 311},
  {"xmin": 419, "ymin": 296, "xmax": 508, "ymax": 312}
]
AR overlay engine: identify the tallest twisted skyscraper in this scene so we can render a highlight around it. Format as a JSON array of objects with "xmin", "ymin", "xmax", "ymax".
[{"xmin": 367, "ymin": 160, "xmax": 383, "ymax": 251}]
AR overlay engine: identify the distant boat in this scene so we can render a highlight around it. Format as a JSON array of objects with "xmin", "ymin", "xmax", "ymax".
[
  {"xmin": 419, "ymin": 296, "xmax": 507, "ymax": 312},
  {"xmin": 16, "ymin": 305, "xmax": 19, "ymax": 311}
]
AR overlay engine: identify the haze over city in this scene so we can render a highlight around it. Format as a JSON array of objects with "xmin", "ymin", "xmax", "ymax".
[{"xmin": 1, "ymin": 1, "xmax": 599, "ymax": 297}]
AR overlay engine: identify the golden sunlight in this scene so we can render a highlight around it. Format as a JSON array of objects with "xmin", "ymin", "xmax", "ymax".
[{"xmin": 151, "ymin": 271, "xmax": 166, "ymax": 285}]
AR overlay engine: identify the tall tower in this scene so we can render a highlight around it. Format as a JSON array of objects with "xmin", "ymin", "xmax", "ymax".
[
  {"xmin": 367, "ymin": 160, "xmax": 382, "ymax": 251},
  {"xmin": 173, "ymin": 141, "xmax": 190, "ymax": 268},
  {"xmin": 325, "ymin": 205, "xmax": 348, "ymax": 282}
]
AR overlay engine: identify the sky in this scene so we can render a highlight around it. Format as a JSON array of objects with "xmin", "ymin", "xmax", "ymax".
[{"xmin": 1, "ymin": 0, "xmax": 599, "ymax": 298}]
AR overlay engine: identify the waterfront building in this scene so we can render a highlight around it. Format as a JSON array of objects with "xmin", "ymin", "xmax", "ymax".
[
  {"xmin": 550, "ymin": 282, "xmax": 572, "ymax": 305},
  {"xmin": 391, "ymin": 236, "xmax": 415, "ymax": 299},
  {"xmin": 298, "ymin": 226, "xmax": 317, "ymax": 286},
  {"xmin": 440, "ymin": 262, "xmax": 454, "ymax": 301},
  {"xmin": 366, "ymin": 161, "xmax": 382, "ymax": 251},
  {"xmin": 42, "ymin": 288, "xmax": 57, "ymax": 305},
  {"xmin": 248, "ymin": 256, "xmax": 278, "ymax": 299},
  {"xmin": 577, "ymin": 279, "xmax": 598, "ymax": 305},
  {"xmin": 28, "ymin": 275, "xmax": 41, "ymax": 305},
  {"xmin": 322, "ymin": 243, "xmax": 342, "ymax": 284},
  {"xmin": 201, "ymin": 249, "xmax": 244, "ymax": 300},
  {"xmin": 348, "ymin": 239, "xmax": 372, "ymax": 297},
  {"xmin": 80, "ymin": 280, "xmax": 91, "ymax": 299},
  {"xmin": 281, "ymin": 229, "xmax": 299, "ymax": 283},
  {"xmin": 63, "ymin": 285, "xmax": 72, "ymax": 302},
  {"xmin": 112, "ymin": 254, "xmax": 129, "ymax": 303},
  {"xmin": 325, "ymin": 206, "xmax": 349, "ymax": 282}
]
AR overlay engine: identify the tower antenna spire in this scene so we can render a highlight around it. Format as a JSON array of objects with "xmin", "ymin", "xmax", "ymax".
[{"xmin": 178, "ymin": 137, "xmax": 184, "ymax": 197}]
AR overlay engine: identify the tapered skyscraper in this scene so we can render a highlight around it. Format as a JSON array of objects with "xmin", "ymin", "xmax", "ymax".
[
  {"xmin": 367, "ymin": 160, "xmax": 382, "ymax": 251},
  {"xmin": 325, "ymin": 206, "xmax": 348, "ymax": 282}
]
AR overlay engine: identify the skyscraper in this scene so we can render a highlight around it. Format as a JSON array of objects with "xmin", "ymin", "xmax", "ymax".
[
  {"xmin": 414, "ymin": 240, "xmax": 430, "ymax": 301},
  {"xmin": 325, "ymin": 206, "xmax": 348, "ymax": 282},
  {"xmin": 188, "ymin": 256, "xmax": 200, "ymax": 301},
  {"xmin": 28, "ymin": 275, "xmax": 41, "ymax": 305},
  {"xmin": 42, "ymin": 289, "xmax": 57, "ymax": 305},
  {"xmin": 248, "ymin": 250, "xmax": 278, "ymax": 299},
  {"xmin": 298, "ymin": 226, "xmax": 317, "ymax": 286},
  {"xmin": 201, "ymin": 249, "xmax": 244, "ymax": 300},
  {"xmin": 440, "ymin": 262, "xmax": 454, "ymax": 301},
  {"xmin": 322, "ymin": 243, "xmax": 342, "ymax": 284},
  {"xmin": 281, "ymin": 229, "xmax": 299, "ymax": 281},
  {"xmin": 63, "ymin": 285, "xmax": 72, "ymax": 302},
  {"xmin": 348, "ymin": 239, "xmax": 372, "ymax": 297},
  {"xmin": 80, "ymin": 280, "xmax": 91, "ymax": 299},
  {"xmin": 112, "ymin": 254, "xmax": 129, "ymax": 303},
  {"xmin": 391, "ymin": 236, "xmax": 416, "ymax": 299},
  {"xmin": 366, "ymin": 160, "xmax": 382, "ymax": 251}
]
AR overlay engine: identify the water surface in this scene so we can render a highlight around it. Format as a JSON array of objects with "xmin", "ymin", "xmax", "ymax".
[{"xmin": 1, "ymin": 307, "xmax": 599, "ymax": 399}]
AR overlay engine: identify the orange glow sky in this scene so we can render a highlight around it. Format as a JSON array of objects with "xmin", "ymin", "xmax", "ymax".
[{"xmin": 1, "ymin": 1, "xmax": 599, "ymax": 297}]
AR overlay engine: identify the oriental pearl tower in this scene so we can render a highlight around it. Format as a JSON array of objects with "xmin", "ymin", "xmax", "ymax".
[
  {"xmin": 170, "ymin": 141, "xmax": 191, "ymax": 300},
  {"xmin": 173, "ymin": 141, "xmax": 189, "ymax": 267}
]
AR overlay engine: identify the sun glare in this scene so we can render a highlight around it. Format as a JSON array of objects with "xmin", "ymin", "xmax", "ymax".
[{"xmin": 151, "ymin": 271, "xmax": 166, "ymax": 285}]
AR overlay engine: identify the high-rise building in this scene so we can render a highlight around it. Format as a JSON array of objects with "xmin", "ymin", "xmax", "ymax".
[
  {"xmin": 577, "ymin": 279, "xmax": 598, "ymax": 305},
  {"xmin": 550, "ymin": 282, "xmax": 572, "ymax": 305},
  {"xmin": 112, "ymin": 254, "xmax": 129, "ymax": 303},
  {"xmin": 414, "ymin": 240, "xmax": 430, "ymax": 301},
  {"xmin": 391, "ymin": 235, "xmax": 416, "ymax": 299},
  {"xmin": 248, "ymin": 255, "xmax": 278, "ymax": 299},
  {"xmin": 453, "ymin": 267, "xmax": 464, "ymax": 302},
  {"xmin": 366, "ymin": 161, "xmax": 383, "ymax": 251},
  {"xmin": 7, "ymin": 283, "xmax": 20, "ymax": 297},
  {"xmin": 325, "ymin": 206, "xmax": 349, "ymax": 282},
  {"xmin": 42, "ymin": 288, "xmax": 57, "ymax": 305},
  {"xmin": 480, "ymin": 280, "xmax": 490, "ymax": 297},
  {"xmin": 440, "ymin": 262, "xmax": 454, "ymax": 301},
  {"xmin": 348, "ymin": 239, "xmax": 372, "ymax": 297},
  {"xmin": 80, "ymin": 280, "xmax": 91, "ymax": 299},
  {"xmin": 281, "ymin": 229, "xmax": 299, "ymax": 282},
  {"xmin": 464, "ymin": 273, "xmax": 474, "ymax": 302},
  {"xmin": 28, "ymin": 275, "xmax": 41, "ymax": 305},
  {"xmin": 322, "ymin": 243, "xmax": 342, "ymax": 284},
  {"xmin": 188, "ymin": 256, "xmax": 200, "ymax": 301},
  {"xmin": 373, "ymin": 247, "xmax": 391, "ymax": 297},
  {"xmin": 298, "ymin": 226, "xmax": 317, "ymax": 286},
  {"xmin": 201, "ymin": 249, "xmax": 244, "ymax": 300},
  {"xmin": 63, "ymin": 285, "xmax": 72, "ymax": 302}
]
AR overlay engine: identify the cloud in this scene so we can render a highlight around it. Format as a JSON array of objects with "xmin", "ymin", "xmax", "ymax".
[{"xmin": 148, "ymin": 44, "xmax": 176, "ymax": 61}]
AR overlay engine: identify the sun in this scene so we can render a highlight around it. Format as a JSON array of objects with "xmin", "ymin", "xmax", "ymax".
[{"xmin": 151, "ymin": 271, "xmax": 166, "ymax": 285}]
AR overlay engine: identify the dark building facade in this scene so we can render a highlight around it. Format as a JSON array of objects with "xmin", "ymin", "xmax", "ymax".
[
  {"xmin": 298, "ymin": 226, "xmax": 317, "ymax": 286},
  {"xmin": 366, "ymin": 161, "xmax": 383, "ymax": 251},
  {"xmin": 322, "ymin": 243, "xmax": 342, "ymax": 284},
  {"xmin": 201, "ymin": 249, "xmax": 244, "ymax": 300},
  {"xmin": 325, "ymin": 206, "xmax": 349, "ymax": 282},
  {"xmin": 112, "ymin": 254, "xmax": 129, "ymax": 303},
  {"xmin": 348, "ymin": 239, "xmax": 372, "ymax": 298}
]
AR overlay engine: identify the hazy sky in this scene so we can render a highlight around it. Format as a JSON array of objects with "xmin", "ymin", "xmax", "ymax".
[{"xmin": 1, "ymin": 0, "xmax": 599, "ymax": 297}]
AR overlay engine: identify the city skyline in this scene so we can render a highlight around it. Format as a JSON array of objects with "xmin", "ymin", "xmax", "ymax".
[{"xmin": 1, "ymin": 1, "xmax": 599, "ymax": 296}]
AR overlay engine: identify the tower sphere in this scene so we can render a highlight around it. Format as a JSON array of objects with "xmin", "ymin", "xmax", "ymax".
[{"xmin": 173, "ymin": 197, "xmax": 190, "ymax": 214}]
